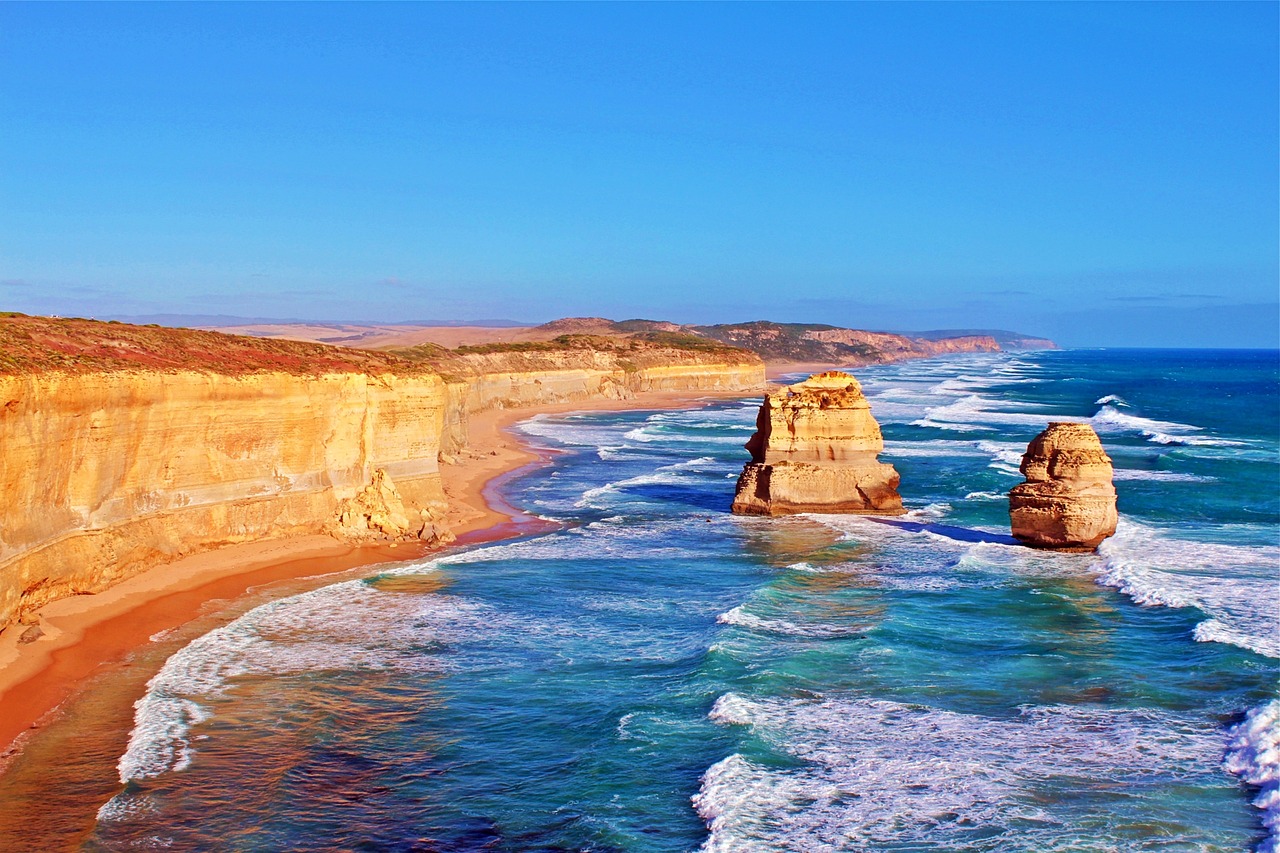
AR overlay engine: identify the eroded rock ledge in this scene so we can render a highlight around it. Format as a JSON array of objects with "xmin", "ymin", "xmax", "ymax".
[
  {"xmin": 731, "ymin": 371, "xmax": 903, "ymax": 516},
  {"xmin": 1009, "ymin": 422, "xmax": 1118, "ymax": 551}
]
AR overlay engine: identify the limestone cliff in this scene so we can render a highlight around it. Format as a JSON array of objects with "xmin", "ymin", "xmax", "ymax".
[
  {"xmin": 0, "ymin": 369, "xmax": 453, "ymax": 629},
  {"xmin": 1009, "ymin": 423, "xmax": 1118, "ymax": 551},
  {"xmin": 731, "ymin": 371, "xmax": 903, "ymax": 516},
  {"xmin": 0, "ymin": 316, "xmax": 764, "ymax": 632},
  {"xmin": 390, "ymin": 339, "xmax": 764, "ymax": 455}
]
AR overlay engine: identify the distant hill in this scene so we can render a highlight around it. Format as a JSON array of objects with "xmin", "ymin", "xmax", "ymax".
[
  {"xmin": 910, "ymin": 329, "xmax": 1058, "ymax": 350},
  {"xmin": 690, "ymin": 321, "xmax": 1002, "ymax": 365}
]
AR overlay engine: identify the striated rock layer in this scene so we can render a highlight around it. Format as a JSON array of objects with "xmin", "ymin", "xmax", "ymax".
[
  {"xmin": 0, "ymin": 319, "xmax": 765, "ymax": 632},
  {"xmin": 731, "ymin": 371, "xmax": 903, "ymax": 516},
  {"xmin": 0, "ymin": 370, "xmax": 455, "ymax": 629},
  {"xmin": 1009, "ymin": 422, "xmax": 1118, "ymax": 551}
]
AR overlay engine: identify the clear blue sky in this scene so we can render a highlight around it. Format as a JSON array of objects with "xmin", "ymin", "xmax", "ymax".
[{"xmin": 2, "ymin": 2, "xmax": 1276, "ymax": 346}]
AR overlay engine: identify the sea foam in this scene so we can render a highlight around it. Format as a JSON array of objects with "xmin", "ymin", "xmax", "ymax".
[
  {"xmin": 1096, "ymin": 520, "xmax": 1280, "ymax": 659},
  {"xmin": 697, "ymin": 694, "xmax": 1231, "ymax": 852},
  {"xmin": 1224, "ymin": 699, "xmax": 1280, "ymax": 853}
]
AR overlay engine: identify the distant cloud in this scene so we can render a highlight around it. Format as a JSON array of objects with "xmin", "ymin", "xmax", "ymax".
[
  {"xmin": 0, "ymin": 279, "xmax": 30, "ymax": 288},
  {"xmin": 376, "ymin": 277, "xmax": 416, "ymax": 290}
]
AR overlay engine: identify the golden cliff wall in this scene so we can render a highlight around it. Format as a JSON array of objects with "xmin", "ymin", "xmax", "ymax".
[
  {"xmin": 437, "ymin": 351, "xmax": 764, "ymax": 454},
  {"xmin": 0, "ymin": 370, "xmax": 451, "ymax": 629},
  {"xmin": 0, "ymin": 350, "xmax": 765, "ymax": 631}
]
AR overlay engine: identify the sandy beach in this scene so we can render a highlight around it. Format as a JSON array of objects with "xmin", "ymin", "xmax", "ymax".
[{"xmin": 0, "ymin": 384, "xmax": 772, "ymax": 768}]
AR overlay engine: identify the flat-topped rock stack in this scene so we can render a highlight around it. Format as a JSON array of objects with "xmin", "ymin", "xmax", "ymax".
[
  {"xmin": 731, "ymin": 371, "xmax": 903, "ymax": 516},
  {"xmin": 1009, "ymin": 422, "xmax": 1118, "ymax": 551}
]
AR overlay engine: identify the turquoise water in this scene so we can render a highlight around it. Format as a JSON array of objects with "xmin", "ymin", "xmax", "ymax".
[{"xmin": 89, "ymin": 350, "xmax": 1278, "ymax": 851}]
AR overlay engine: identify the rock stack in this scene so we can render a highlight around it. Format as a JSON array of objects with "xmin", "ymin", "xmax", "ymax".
[
  {"xmin": 1009, "ymin": 423, "xmax": 1117, "ymax": 550},
  {"xmin": 731, "ymin": 371, "xmax": 903, "ymax": 516}
]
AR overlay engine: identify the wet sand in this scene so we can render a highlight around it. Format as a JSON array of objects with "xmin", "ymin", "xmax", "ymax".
[{"xmin": 0, "ymin": 386, "xmax": 763, "ymax": 767}]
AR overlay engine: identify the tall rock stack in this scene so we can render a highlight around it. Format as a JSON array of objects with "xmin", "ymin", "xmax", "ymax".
[
  {"xmin": 1009, "ymin": 423, "xmax": 1118, "ymax": 550},
  {"xmin": 731, "ymin": 371, "xmax": 903, "ymax": 516}
]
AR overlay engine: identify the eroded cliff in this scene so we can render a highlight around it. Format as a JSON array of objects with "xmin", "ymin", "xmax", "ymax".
[
  {"xmin": 0, "ymin": 316, "xmax": 764, "ymax": 631},
  {"xmin": 0, "ymin": 369, "xmax": 454, "ymax": 629}
]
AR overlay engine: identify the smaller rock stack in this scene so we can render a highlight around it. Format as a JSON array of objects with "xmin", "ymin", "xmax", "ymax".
[
  {"xmin": 1009, "ymin": 423, "xmax": 1117, "ymax": 550},
  {"xmin": 731, "ymin": 371, "xmax": 903, "ymax": 516}
]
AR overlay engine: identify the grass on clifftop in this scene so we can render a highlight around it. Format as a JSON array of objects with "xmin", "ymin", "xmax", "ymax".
[
  {"xmin": 0, "ymin": 315, "xmax": 759, "ymax": 378},
  {"xmin": 0, "ymin": 315, "xmax": 436, "ymax": 376},
  {"xmin": 389, "ymin": 332, "xmax": 757, "ymax": 376}
]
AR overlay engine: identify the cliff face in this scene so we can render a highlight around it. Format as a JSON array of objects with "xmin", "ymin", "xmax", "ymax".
[
  {"xmin": 1009, "ymin": 423, "xmax": 1118, "ymax": 551},
  {"xmin": 0, "ymin": 317, "xmax": 766, "ymax": 632},
  {"xmin": 405, "ymin": 345, "xmax": 764, "ymax": 455},
  {"xmin": 731, "ymin": 371, "xmax": 903, "ymax": 516},
  {"xmin": 0, "ymin": 370, "xmax": 452, "ymax": 628}
]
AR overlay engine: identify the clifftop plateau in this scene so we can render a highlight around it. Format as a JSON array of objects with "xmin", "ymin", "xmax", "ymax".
[
  {"xmin": 0, "ymin": 314, "xmax": 431, "ymax": 376},
  {"xmin": 134, "ymin": 314, "xmax": 1055, "ymax": 366}
]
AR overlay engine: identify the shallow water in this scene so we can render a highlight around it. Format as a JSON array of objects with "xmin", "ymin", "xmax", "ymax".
[{"xmin": 5, "ymin": 349, "xmax": 1277, "ymax": 851}]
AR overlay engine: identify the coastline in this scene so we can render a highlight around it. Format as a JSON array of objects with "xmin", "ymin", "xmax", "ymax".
[{"xmin": 0, "ymin": 385, "xmax": 763, "ymax": 767}]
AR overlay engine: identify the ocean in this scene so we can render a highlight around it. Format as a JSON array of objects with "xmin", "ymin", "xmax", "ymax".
[{"xmin": 15, "ymin": 349, "xmax": 1280, "ymax": 851}]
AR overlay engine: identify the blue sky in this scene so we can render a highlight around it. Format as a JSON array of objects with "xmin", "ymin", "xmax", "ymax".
[{"xmin": 1, "ymin": 3, "xmax": 1276, "ymax": 346}]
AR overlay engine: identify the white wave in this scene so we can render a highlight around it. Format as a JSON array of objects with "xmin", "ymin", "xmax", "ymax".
[
  {"xmin": 913, "ymin": 394, "xmax": 1081, "ymax": 433},
  {"xmin": 1091, "ymin": 405, "xmax": 1199, "ymax": 436},
  {"xmin": 1095, "ymin": 394, "xmax": 1128, "ymax": 406},
  {"xmin": 699, "ymin": 694, "xmax": 1230, "ymax": 852},
  {"xmin": 977, "ymin": 439, "xmax": 1026, "ymax": 475},
  {"xmin": 882, "ymin": 441, "xmax": 974, "ymax": 458},
  {"xmin": 1096, "ymin": 519, "xmax": 1280, "ymax": 659},
  {"xmin": 716, "ymin": 605, "xmax": 868, "ymax": 639},
  {"xmin": 1110, "ymin": 469, "xmax": 1215, "ymax": 482},
  {"xmin": 1224, "ymin": 699, "xmax": 1280, "ymax": 853},
  {"xmin": 964, "ymin": 490, "xmax": 1006, "ymax": 500},
  {"xmin": 904, "ymin": 502, "xmax": 950, "ymax": 521},
  {"xmin": 622, "ymin": 425, "xmax": 744, "ymax": 446},
  {"xmin": 516, "ymin": 415, "xmax": 627, "ymax": 448},
  {"xmin": 1146, "ymin": 432, "xmax": 1247, "ymax": 448},
  {"xmin": 1091, "ymin": 405, "xmax": 1245, "ymax": 447},
  {"xmin": 114, "ymin": 574, "xmax": 476, "ymax": 784},
  {"xmin": 575, "ymin": 456, "xmax": 719, "ymax": 508}
]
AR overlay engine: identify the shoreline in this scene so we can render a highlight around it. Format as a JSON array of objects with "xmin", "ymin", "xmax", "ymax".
[{"xmin": 0, "ymin": 385, "xmax": 764, "ymax": 767}]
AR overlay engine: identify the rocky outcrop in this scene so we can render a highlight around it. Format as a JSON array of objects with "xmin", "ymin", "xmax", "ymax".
[
  {"xmin": 731, "ymin": 371, "xmax": 903, "ymax": 516},
  {"xmin": 1009, "ymin": 423, "xmax": 1118, "ymax": 550},
  {"xmin": 333, "ymin": 469, "xmax": 454, "ymax": 544}
]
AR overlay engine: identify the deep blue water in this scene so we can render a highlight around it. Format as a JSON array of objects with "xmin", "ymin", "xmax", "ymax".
[{"xmin": 88, "ymin": 349, "xmax": 1279, "ymax": 851}]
